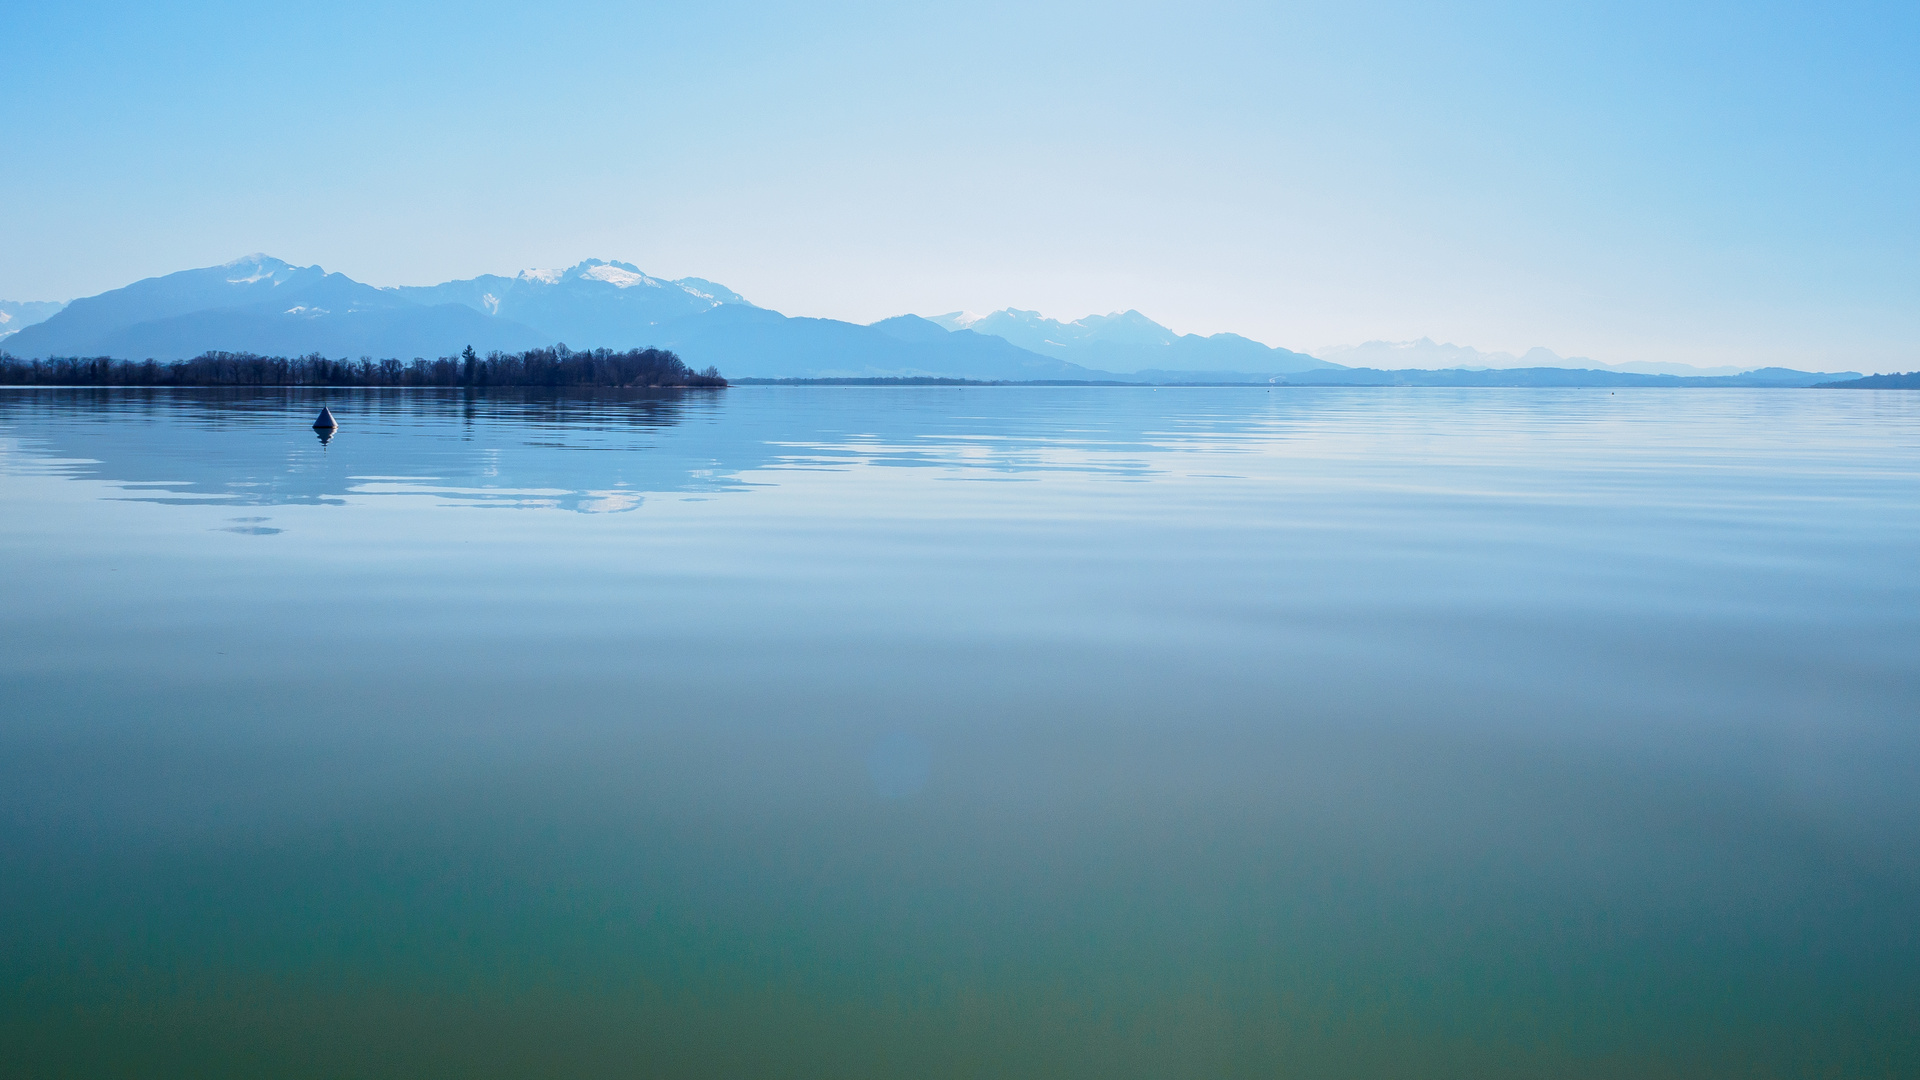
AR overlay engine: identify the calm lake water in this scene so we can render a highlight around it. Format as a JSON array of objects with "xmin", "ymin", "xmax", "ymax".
[{"xmin": 2, "ymin": 386, "xmax": 1917, "ymax": 1078}]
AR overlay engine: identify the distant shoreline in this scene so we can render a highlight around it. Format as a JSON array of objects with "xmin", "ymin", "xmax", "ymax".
[{"xmin": 732, "ymin": 372, "xmax": 1892, "ymax": 389}]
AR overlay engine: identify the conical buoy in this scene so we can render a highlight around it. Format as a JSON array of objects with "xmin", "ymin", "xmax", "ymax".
[{"xmin": 313, "ymin": 407, "xmax": 338, "ymax": 430}]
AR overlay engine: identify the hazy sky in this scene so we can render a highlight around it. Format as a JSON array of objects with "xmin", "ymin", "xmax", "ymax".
[{"xmin": 5, "ymin": 1, "xmax": 1916, "ymax": 370}]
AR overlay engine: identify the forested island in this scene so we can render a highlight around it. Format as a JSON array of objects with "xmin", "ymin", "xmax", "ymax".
[{"xmin": 0, "ymin": 346, "xmax": 726, "ymax": 388}]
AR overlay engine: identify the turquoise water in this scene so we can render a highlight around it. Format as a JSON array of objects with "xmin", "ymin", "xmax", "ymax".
[{"xmin": 1, "ymin": 386, "xmax": 1917, "ymax": 1078}]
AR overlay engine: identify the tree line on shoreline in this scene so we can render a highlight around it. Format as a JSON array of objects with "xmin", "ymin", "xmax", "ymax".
[{"xmin": 0, "ymin": 346, "xmax": 726, "ymax": 388}]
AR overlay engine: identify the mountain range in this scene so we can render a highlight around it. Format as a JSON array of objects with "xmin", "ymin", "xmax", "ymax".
[
  {"xmin": 3, "ymin": 257, "xmax": 548, "ymax": 360},
  {"xmin": 2, "ymin": 255, "xmax": 1305, "ymax": 382},
  {"xmin": 0, "ymin": 300, "xmax": 66, "ymax": 344},
  {"xmin": 928, "ymin": 309, "xmax": 1331, "ymax": 374},
  {"xmin": 394, "ymin": 261, "xmax": 746, "ymax": 348},
  {"xmin": 0, "ymin": 256, "xmax": 1863, "ymax": 386}
]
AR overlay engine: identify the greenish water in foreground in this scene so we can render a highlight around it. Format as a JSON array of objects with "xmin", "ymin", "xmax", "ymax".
[{"xmin": 1, "ymin": 386, "xmax": 1916, "ymax": 1078}]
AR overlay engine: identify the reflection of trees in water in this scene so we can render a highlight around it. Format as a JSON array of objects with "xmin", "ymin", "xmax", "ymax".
[
  {"xmin": 0, "ymin": 387, "xmax": 756, "ymax": 513},
  {"xmin": 0, "ymin": 386, "xmax": 722, "ymax": 426}
]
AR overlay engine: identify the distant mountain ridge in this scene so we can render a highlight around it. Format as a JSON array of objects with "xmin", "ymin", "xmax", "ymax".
[
  {"xmin": 1317, "ymin": 338, "xmax": 1755, "ymax": 378},
  {"xmin": 643, "ymin": 308, "xmax": 1105, "ymax": 381},
  {"xmin": 0, "ymin": 300, "xmax": 66, "ymax": 343},
  {"xmin": 930, "ymin": 308, "xmax": 1332, "ymax": 374}
]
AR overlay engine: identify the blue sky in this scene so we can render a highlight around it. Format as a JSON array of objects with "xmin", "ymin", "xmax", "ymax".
[{"xmin": 4, "ymin": 0, "xmax": 1916, "ymax": 370}]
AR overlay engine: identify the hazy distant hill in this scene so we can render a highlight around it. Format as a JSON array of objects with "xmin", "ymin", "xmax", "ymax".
[
  {"xmin": 5, "ymin": 255, "xmax": 546, "ymax": 360},
  {"xmin": 0, "ymin": 300, "xmax": 66, "ymax": 344},
  {"xmin": 929, "ymin": 308, "xmax": 1333, "ymax": 374},
  {"xmin": 656, "ymin": 308, "xmax": 1108, "ymax": 381},
  {"xmin": 1816, "ymin": 371, "xmax": 1920, "ymax": 388},
  {"xmin": 1315, "ymin": 338, "xmax": 1761, "ymax": 377},
  {"xmin": 396, "ymin": 260, "xmax": 744, "ymax": 350}
]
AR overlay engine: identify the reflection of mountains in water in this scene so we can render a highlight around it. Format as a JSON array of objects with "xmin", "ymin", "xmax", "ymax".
[
  {"xmin": 0, "ymin": 387, "xmax": 756, "ymax": 513},
  {"xmin": 3, "ymin": 386, "xmax": 1379, "ymax": 510}
]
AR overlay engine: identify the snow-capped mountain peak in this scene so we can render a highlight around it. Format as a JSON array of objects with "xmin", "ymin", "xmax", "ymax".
[
  {"xmin": 928, "ymin": 311, "xmax": 988, "ymax": 331},
  {"xmin": 578, "ymin": 262, "xmax": 659, "ymax": 289},
  {"xmin": 220, "ymin": 254, "xmax": 308, "ymax": 287},
  {"xmin": 386, "ymin": 259, "xmax": 752, "ymax": 350}
]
